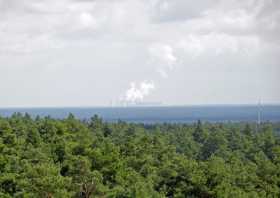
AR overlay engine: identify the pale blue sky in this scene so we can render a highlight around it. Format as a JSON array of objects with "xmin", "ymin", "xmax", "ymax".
[{"xmin": 0, "ymin": 0, "xmax": 279, "ymax": 107}]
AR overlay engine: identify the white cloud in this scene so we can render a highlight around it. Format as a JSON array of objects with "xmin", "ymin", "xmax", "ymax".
[
  {"xmin": 178, "ymin": 33, "xmax": 260, "ymax": 58},
  {"xmin": 79, "ymin": 12, "xmax": 97, "ymax": 28},
  {"xmin": 149, "ymin": 0, "xmax": 215, "ymax": 22}
]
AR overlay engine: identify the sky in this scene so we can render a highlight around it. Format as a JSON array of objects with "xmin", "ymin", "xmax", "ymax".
[{"xmin": 0, "ymin": 0, "xmax": 279, "ymax": 107}]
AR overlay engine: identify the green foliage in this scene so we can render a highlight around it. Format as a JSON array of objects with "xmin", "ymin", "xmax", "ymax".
[{"xmin": 0, "ymin": 114, "xmax": 280, "ymax": 197}]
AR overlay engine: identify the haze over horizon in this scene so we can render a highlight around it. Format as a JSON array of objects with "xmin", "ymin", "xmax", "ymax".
[
  {"xmin": 1, "ymin": 102, "xmax": 280, "ymax": 109},
  {"xmin": 0, "ymin": 0, "xmax": 279, "ymax": 107}
]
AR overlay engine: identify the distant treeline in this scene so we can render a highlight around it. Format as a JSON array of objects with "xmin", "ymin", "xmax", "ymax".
[{"xmin": 1, "ymin": 113, "xmax": 280, "ymax": 197}]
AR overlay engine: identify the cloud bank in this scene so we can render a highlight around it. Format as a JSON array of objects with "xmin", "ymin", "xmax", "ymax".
[{"xmin": 0, "ymin": 0, "xmax": 279, "ymax": 106}]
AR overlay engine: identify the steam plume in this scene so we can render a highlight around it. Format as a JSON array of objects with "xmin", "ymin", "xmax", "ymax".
[
  {"xmin": 119, "ymin": 44, "xmax": 177, "ymax": 105},
  {"xmin": 149, "ymin": 44, "xmax": 177, "ymax": 78},
  {"xmin": 122, "ymin": 81, "xmax": 155, "ymax": 104}
]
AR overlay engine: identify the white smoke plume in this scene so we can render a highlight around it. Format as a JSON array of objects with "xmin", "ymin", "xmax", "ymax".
[
  {"xmin": 148, "ymin": 44, "xmax": 177, "ymax": 78},
  {"xmin": 119, "ymin": 44, "xmax": 177, "ymax": 105},
  {"xmin": 122, "ymin": 81, "xmax": 155, "ymax": 104}
]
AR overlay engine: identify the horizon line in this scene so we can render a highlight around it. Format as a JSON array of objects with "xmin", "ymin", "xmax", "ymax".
[{"xmin": 1, "ymin": 103, "xmax": 280, "ymax": 109}]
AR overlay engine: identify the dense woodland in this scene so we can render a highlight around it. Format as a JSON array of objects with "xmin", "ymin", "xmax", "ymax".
[{"xmin": 0, "ymin": 113, "xmax": 280, "ymax": 198}]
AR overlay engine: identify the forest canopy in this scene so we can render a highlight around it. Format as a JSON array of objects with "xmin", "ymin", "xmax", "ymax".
[{"xmin": 0, "ymin": 113, "xmax": 280, "ymax": 197}]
